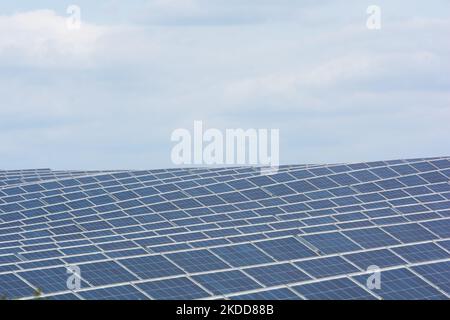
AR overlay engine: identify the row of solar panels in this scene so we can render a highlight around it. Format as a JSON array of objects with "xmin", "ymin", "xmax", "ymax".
[
  {"xmin": 0, "ymin": 163, "xmax": 326, "ymax": 197},
  {"xmin": 1, "ymin": 224, "xmax": 449, "ymax": 298},
  {"xmin": 0, "ymin": 190, "xmax": 449, "ymax": 268},
  {"xmin": 2, "ymin": 238, "xmax": 449, "ymax": 299},
  {"xmin": 2, "ymin": 158, "xmax": 447, "ymax": 194},
  {"xmin": 1, "ymin": 162, "xmax": 448, "ymax": 225},
  {"xmin": 0, "ymin": 202, "xmax": 449, "ymax": 257},
  {"xmin": 0, "ymin": 162, "xmax": 448, "ymax": 264},
  {"xmin": 1, "ymin": 158, "xmax": 448, "ymax": 228},
  {"xmin": 0, "ymin": 219, "xmax": 449, "ymax": 273},
  {"xmin": 0, "ymin": 157, "xmax": 449, "ymax": 299},
  {"xmin": 0, "ymin": 170, "xmax": 125, "ymax": 188},
  {"xmin": 1, "ymin": 226, "xmax": 449, "ymax": 268},
  {"xmin": 0, "ymin": 159, "xmax": 448, "ymax": 253}
]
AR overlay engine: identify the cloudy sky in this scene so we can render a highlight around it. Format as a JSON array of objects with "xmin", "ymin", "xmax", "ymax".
[{"xmin": 0, "ymin": 0, "xmax": 449, "ymax": 170}]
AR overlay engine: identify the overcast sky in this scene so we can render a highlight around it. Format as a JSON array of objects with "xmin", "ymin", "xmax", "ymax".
[{"xmin": 0, "ymin": 1, "xmax": 449, "ymax": 170}]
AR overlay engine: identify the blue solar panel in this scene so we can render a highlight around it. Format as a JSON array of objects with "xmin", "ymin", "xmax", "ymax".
[
  {"xmin": 193, "ymin": 270, "xmax": 262, "ymax": 295},
  {"xmin": 421, "ymin": 219, "xmax": 450, "ymax": 238},
  {"xmin": 412, "ymin": 261, "xmax": 450, "ymax": 293},
  {"xmin": 77, "ymin": 285, "xmax": 148, "ymax": 300},
  {"xmin": 45, "ymin": 292, "xmax": 80, "ymax": 300},
  {"xmin": 0, "ymin": 273, "xmax": 35, "ymax": 299},
  {"xmin": 353, "ymin": 268, "xmax": 447, "ymax": 300},
  {"xmin": 19, "ymin": 267, "xmax": 88, "ymax": 294},
  {"xmin": 230, "ymin": 288, "xmax": 301, "ymax": 300},
  {"xmin": 210, "ymin": 243, "xmax": 274, "ymax": 267},
  {"xmin": 438, "ymin": 239, "xmax": 450, "ymax": 252},
  {"xmin": 244, "ymin": 263, "xmax": 311, "ymax": 286},
  {"xmin": 264, "ymin": 184, "xmax": 296, "ymax": 196},
  {"xmin": 391, "ymin": 243, "xmax": 450, "ymax": 263},
  {"xmin": 383, "ymin": 223, "xmax": 437, "ymax": 243},
  {"xmin": 343, "ymin": 227, "xmax": 400, "ymax": 249},
  {"xmin": 226, "ymin": 179, "xmax": 256, "ymax": 190},
  {"xmin": 294, "ymin": 256, "xmax": 360, "ymax": 278},
  {"xmin": 286, "ymin": 180, "xmax": 317, "ymax": 193},
  {"xmin": 293, "ymin": 278, "xmax": 377, "ymax": 300},
  {"xmin": 76, "ymin": 261, "xmax": 138, "ymax": 286},
  {"xmin": 343, "ymin": 249, "xmax": 407, "ymax": 269},
  {"xmin": 137, "ymin": 277, "xmax": 209, "ymax": 300},
  {"xmin": 240, "ymin": 188, "xmax": 271, "ymax": 200},
  {"xmin": 118, "ymin": 255, "xmax": 184, "ymax": 279},
  {"xmin": 301, "ymin": 232, "xmax": 361, "ymax": 254},
  {"xmin": 166, "ymin": 249, "xmax": 231, "ymax": 273},
  {"xmin": 391, "ymin": 165, "xmax": 417, "ymax": 175},
  {"xmin": 254, "ymin": 237, "xmax": 317, "ymax": 260}
]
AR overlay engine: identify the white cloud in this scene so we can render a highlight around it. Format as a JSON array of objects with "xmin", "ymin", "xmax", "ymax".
[{"xmin": 0, "ymin": 10, "xmax": 106, "ymax": 67}]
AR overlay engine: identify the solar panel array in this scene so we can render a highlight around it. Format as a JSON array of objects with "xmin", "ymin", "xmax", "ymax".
[{"xmin": 0, "ymin": 158, "xmax": 450, "ymax": 300}]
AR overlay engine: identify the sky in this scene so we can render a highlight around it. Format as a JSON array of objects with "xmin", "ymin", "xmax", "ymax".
[{"xmin": 0, "ymin": 0, "xmax": 449, "ymax": 170}]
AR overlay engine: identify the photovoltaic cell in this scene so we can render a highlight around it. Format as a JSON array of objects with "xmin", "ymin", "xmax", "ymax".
[
  {"xmin": 421, "ymin": 219, "xmax": 450, "ymax": 238},
  {"xmin": 301, "ymin": 232, "xmax": 361, "ymax": 254},
  {"xmin": 412, "ymin": 261, "xmax": 450, "ymax": 293},
  {"xmin": 45, "ymin": 292, "xmax": 80, "ymax": 300},
  {"xmin": 244, "ymin": 263, "xmax": 311, "ymax": 286},
  {"xmin": 77, "ymin": 261, "xmax": 138, "ymax": 286},
  {"xmin": 353, "ymin": 268, "xmax": 447, "ymax": 300},
  {"xmin": 210, "ymin": 243, "xmax": 274, "ymax": 267},
  {"xmin": 294, "ymin": 256, "xmax": 360, "ymax": 278},
  {"xmin": 343, "ymin": 249, "xmax": 407, "ymax": 270},
  {"xmin": 391, "ymin": 243, "xmax": 450, "ymax": 263},
  {"xmin": 230, "ymin": 288, "xmax": 301, "ymax": 300},
  {"xmin": 343, "ymin": 227, "xmax": 400, "ymax": 249},
  {"xmin": 193, "ymin": 270, "xmax": 262, "ymax": 295},
  {"xmin": 118, "ymin": 255, "xmax": 184, "ymax": 280},
  {"xmin": 254, "ymin": 237, "xmax": 317, "ymax": 260},
  {"xmin": 0, "ymin": 273, "xmax": 35, "ymax": 299},
  {"xmin": 438, "ymin": 239, "xmax": 450, "ymax": 252},
  {"xmin": 19, "ymin": 267, "xmax": 88, "ymax": 294},
  {"xmin": 383, "ymin": 223, "xmax": 437, "ymax": 243},
  {"xmin": 292, "ymin": 277, "xmax": 377, "ymax": 300},
  {"xmin": 166, "ymin": 249, "xmax": 231, "ymax": 273},
  {"xmin": 137, "ymin": 277, "xmax": 209, "ymax": 300},
  {"xmin": 77, "ymin": 285, "xmax": 148, "ymax": 300}
]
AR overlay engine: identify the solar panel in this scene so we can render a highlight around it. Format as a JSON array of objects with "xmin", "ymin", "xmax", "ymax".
[
  {"xmin": 1, "ymin": 158, "xmax": 450, "ymax": 300},
  {"xmin": 210, "ymin": 243, "xmax": 274, "ymax": 267},
  {"xmin": 383, "ymin": 223, "xmax": 437, "ymax": 243},
  {"xmin": 45, "ymin": 292, "xmax": 80, "ymax": 300},
  {"xmin": 192, "ymin": 270, "xmax": 262, "ymax": 295},
  {"xmin": 254, "ymin": 237, "xmax": 317, "ymax": 260},
  {"xmin": 343, "ymin": 227, "xmax": 400, "ymax": 249},
  {"xmin": 77, "ymin": 285, "xmax": 148, "ymax": 300},
  {"xmin": 300, "ymin": 232, "xmax": 361, "ymax": 254},
  {"xmin": 391, "ymin": 242, "xmax": 450, "ymax": 263},
  {"xmin": 76, "ymin": 261, "xmax": 138, "ymax": 286},
  {"xmin": 411, "ymin": 261, "xmax": 450, "ymax": 293},
  {"xmin": 244, "ymin": 263, "xmax": 311, "ymax": 286},
  {"xmin": 438, "ymin": 239, "xmax": 450, "ymax": 252},
  {"xmin": 292, "ymin": 278, "xmax": 377, "ymax": 300},
  {"xmin": 294, "ymin": 256, "xmax": 360, "ymax": 278},
  {"xmin": 0, "ymin": 273, "xmax": 35, "ymax": 299},
  {"xmin": 421, "ymin": 219, "xmax": 450, "ymax": 238},
  {"xmin": 136, "ymin": 277, "xmax": 209, "ymax": 300},
  {"xmin": 343, "ymin": 249, "xmax": 407, "ymax": 269},
  {"xmin": 229, "ymin": 288, "xmax": 301, "ymax": 300},
  {"xmin": 352, "ymin": 268, "xmax": 447, "ymax": 300},
  {"xmin": 118, "ymin": 255, "xmax": 184, "ymax": 279},
  {"xmin": 165, "ymin": 249, "xmax": 231, "ymax": 273}
]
